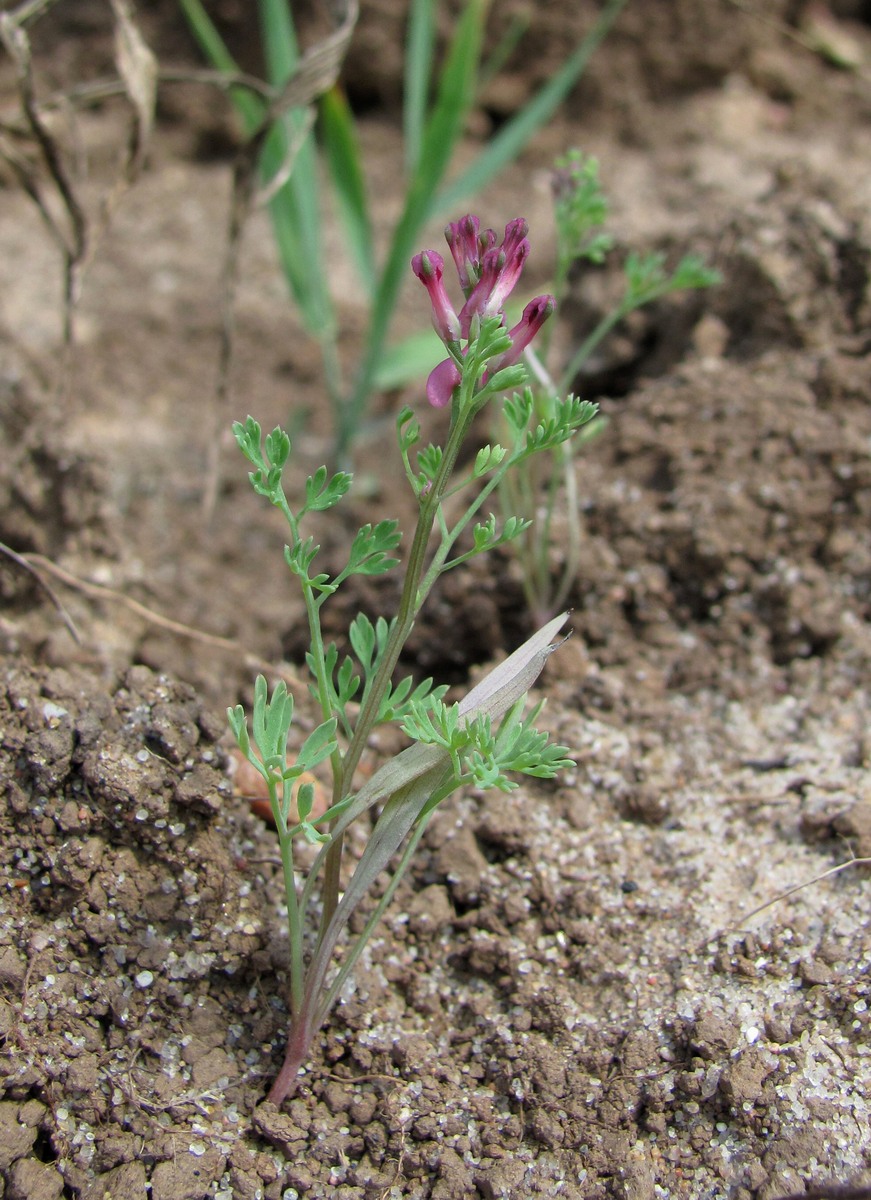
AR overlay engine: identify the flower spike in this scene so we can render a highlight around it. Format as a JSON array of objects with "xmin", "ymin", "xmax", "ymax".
[{"xmin": 413, "ymin": 215, "xmax": 551, "ymax": 407}]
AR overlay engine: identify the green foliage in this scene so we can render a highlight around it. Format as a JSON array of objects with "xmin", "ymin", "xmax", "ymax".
[
  {"xmin": 622, "ymin": 250, "xmax": 722, "ymax": 310},
  {"xmin": 503, "ymin": 389, "xmax": 535, "ymax": 438},
  {"xmin": 252, "ymin": 674, "xmax": 294, "ymax": 773},
  {"xmin": 552, "ymin": 151, "xmax": 614, "ymax": 301},
  {"xmin": 402, "ymin": 694, "xmax": 572, "ymax": 793},
  {"xmin": 233, "ymin": 418, "xmax": 302, "ymax": 510},
  {"xmin": 492, "ymin": 698, "xmax": 574, "ymax": 781},
  {"xmin": 334, "ymin": 520, "xmax": 402, "ymax": 582},
  {"xmin": 313, "ymin": 642, "xmax": 361, "ymax": 732},
  {"xmin": 264, "ymin": 427, "xmax": 292, "ymax": 470},
  {"xmin": 478, "ymin": 363, "xmax": 529, "ymax": 401},
  {"xmin": 379, "ymin": 674, "xmax": 449, "ymax": 725},
  {"xmin": 348, "ymin": 612, "xmax": 390, "ymax": 675},
  {"xmin": 315, "ymin": 614, "xmax": 451, "ymax": 739},
  {"xmin": 473, "ymin": 444, "xmax": 508, "ymax": 478},
  {"xmin": 439, "ymin": 511, "xmax": 531, "ymax": 568},
  {"xmin": 284, "ymin": 538, "xmax": 330, "ymax": 593},
  {"xmin": 416, "ymin": 444, "xmax": 444, "ymax": 489},
  {"xmin": 347, "ymin": 613, "xmax": 450, "ymax": 725},
  {"xmin": 474, "ymin": 513, "xmax": 529, "ymax": 551},
  {"xmin": 467, "ymin": 315, "xmax": 515, "ymax": 372},
  {"xmin": 522, "ymin": 395, "xmax": 600, "ymax": 457},
  {"xmin": 295, "ymin": 719, "xmax": 340, "ymax": 775},
  {"xmin": 302, "ymin": 465, "xmax": 353, "ymax": 514},
  {"xmin": 228, "ymin": 674, "xmax": 338, "ymax": 850}
]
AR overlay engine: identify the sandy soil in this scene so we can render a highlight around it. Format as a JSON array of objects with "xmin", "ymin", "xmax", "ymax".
[{"xmin": 1, "ymin": 2, "xmax": 871, "ymax": 1198}]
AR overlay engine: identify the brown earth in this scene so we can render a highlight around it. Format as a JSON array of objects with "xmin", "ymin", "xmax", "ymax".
[{"xmin": 1, "ymin": 2, "xmax": 871, "ymax": 1198}]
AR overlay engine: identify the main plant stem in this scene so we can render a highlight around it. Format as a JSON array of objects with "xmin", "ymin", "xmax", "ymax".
[
  {"xmin": 317, "ymin": 387, "xmax": 479, "ymax": 932},
  {"xmin": 266, "ymin": 998, "xmax": 316, "ymax": 1106}
]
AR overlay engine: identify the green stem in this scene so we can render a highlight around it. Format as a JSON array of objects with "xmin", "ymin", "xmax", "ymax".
[
  {"xmin": 499, "ymin": 433, "xmax": 539, "ymax": 612},
  {"xmin": 559, "ymin": 277, "xmax": 681, "ymax": 395},
  {"xmin": 301, "ymin": 571, "xmax": 347, "ymax": 927},
  {"xmin": 548, "ymin": 440, "xmax": 580, "ymax": 618},
  {"xmin": 270, "ymin": 479, "xmax": 347, "ymax": 935},
  {"xmin": 342, "ymin": 384, "xmax": 479, "ymax": 786},
  {"xmin": 272, "ymin": 787, "xmax": 304, "ymax": 1015},
  {"xmin": 277, "ymin": 483, "xmax": 341, "ymax": 777},
  {"xmin": 314, "ymin": 488, "xmax": 435, "ymax": 937},
  {"xmin": 505, "ymin": 347, "xmax": 585, "ymax": 621}
]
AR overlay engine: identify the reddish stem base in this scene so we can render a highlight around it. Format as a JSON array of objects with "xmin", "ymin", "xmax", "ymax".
[{"xmin": 266, "ymin": 1019, "xmax": 312, "ymax": 1107}]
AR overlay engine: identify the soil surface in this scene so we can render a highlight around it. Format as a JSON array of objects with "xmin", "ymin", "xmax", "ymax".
[{"xmin": 2, "ymin": 3, "xmax": 871, "ymax": 1198}]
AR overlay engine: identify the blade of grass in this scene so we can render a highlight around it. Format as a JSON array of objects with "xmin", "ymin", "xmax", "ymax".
[
  {"xmin": 257, "ymin": 0, "xmax": 335, "ymax": 340},
  {"xmin": 320, "ymin": 84, "xmax": 374, "ymax": 294},
  {"xmin": 434, "ymin": 0, "xmax": 630, "ymax": 216},
  {"xmin": 409, "ymin": 0, "xmax": 488, "ymax": 206},
  {"xmin": 182, "ymin": 0, "xmax": 330, "ymax": 335},
  {"xmin": 403, "ymin": 0, "xmax": 436, "ymax": 176},
  {"xmin": 258, "ymin": 0, "xmax": 299, "ymax": 78}
]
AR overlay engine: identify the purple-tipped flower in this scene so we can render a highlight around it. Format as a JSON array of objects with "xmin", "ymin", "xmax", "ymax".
[
  {"xmin": 489, "ymin": 295, "xmax": 556, "ymax": 373},
  {"xmin": 499, "ymin": 217, "xmax": 529, "ymax": 264},
  {"xmin": 411, "ymin": 250, "xmax": 461, "ymax": 345}
]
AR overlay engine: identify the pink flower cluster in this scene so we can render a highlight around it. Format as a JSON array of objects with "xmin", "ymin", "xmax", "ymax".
[{"xmin": 412, "ymin": 216, "xmax": 554, "ymax": 408}]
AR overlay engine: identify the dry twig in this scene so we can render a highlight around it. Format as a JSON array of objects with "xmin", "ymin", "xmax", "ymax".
[
  {"xmin": 0, "ymin": 540, "xmax": 81, "ymax": 642},
  {"xmin": 21, "ymin": 551, "xmax": 308, "ymax": 691},
  {"xmin": 701, "ymin": 855, "xmax": 871, "ymax": 951}
]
